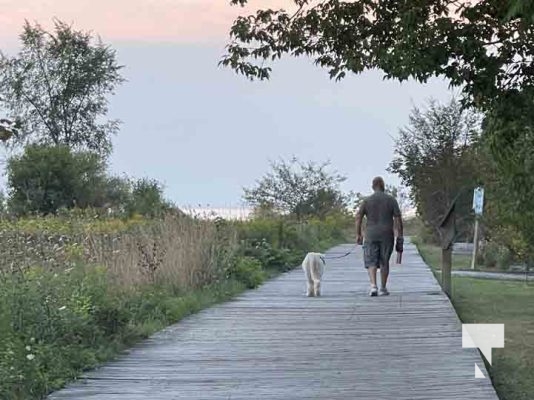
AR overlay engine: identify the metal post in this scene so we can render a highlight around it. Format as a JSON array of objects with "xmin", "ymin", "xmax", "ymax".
[{"xmin": 471, "ymin": 217, "xmax": 479, "ymax": 270}]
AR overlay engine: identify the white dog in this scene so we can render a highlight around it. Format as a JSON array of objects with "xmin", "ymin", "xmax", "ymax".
[{"xmin": 302, "ymin": 252, "xmax": 326, "ymax": 297}]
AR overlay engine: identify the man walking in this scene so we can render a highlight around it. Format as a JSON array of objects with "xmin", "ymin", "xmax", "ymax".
[{"xmin": 355, "ymin": 177, "xmax": 404, "ymax": 296}]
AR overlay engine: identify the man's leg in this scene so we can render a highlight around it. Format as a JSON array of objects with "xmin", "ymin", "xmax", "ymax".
[
  {"xmin": 379, "ymin": 239, "xmax": 393, "ymax": 295},
  {"xmin": 364, "ymin": 242, "xmax": 379, "ymax": 296},
  {"xmin": 380, "ymin": 264, "xmax": 389, "ymax": 289},
  {"xmin": 368, "ymin": 266, "xmax": 378, "ymax": 287}
]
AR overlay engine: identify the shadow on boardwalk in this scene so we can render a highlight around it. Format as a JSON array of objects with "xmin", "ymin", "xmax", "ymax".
[{"xmin": 49, "ymin": 242, "xmax": 499, "ymax": 400}]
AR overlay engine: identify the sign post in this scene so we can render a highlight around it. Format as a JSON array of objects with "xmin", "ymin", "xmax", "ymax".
[{"xmin": 471, "ymin": 187, "xmax": 484, "ymax": 270}]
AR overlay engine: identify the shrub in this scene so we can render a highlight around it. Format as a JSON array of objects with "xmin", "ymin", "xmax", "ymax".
[
  {"xmin": 125, "ymin": 178, "xmax": 172, "ymax": 218},
  {"xmin": 226, "ymin": 256, "xmax": 266, "ymax": 289},
  {"xmin": 496, "ymin": 246, "xmax": 512, "ymax": 271},
  {"xmin": 5, "ymin": 145, "xmax": 172, "ymax": 219},
  {"xmin": 482, "ymin": 242, "xmax": 499, "ymax": 268},
  {"xmin": 0, "ymin": 264, "xmax": 115, "ymax": 398},
  {"xmin": 0, "ymin": 262, "xmax": 245, "ymax": 400},
  {"xmin": 481, "ymin": 242, "xmax": 512, "ymax": 270},
  {"xmin": 251, "ymin": 239, "xmax": 295, "ymax": 272},
  {"xmin": 6, "ymin": 145, "xmax": 107, "ymax": 215}
]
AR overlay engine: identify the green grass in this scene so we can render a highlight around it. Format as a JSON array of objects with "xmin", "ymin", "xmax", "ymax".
[
  {"xmin": 413, "ymin": 239, "xmax": 507, "ymax": 272},
  {"xmin": 416, "ymin": 242, "xmax": 534, "ymax": 400},
  {"xmin": 0, "ymin": 265, "xmax": 247, "ymax": 400},
  {"xmin": 413, "ymin": 241, "xmax": 472, "ymax": 271}
]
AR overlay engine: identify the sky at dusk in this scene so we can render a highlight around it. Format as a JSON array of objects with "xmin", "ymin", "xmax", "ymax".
[{"xmin": 0, "ymin": 0, "xmax": 455, "ymax": 207}]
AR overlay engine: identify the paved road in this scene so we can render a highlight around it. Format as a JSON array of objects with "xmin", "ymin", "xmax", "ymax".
[{"xmin": 49, "ymin": 242, "xmax": 499, "ymax": 400}]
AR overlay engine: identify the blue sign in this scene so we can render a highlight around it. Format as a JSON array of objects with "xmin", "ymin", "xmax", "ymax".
[{"xmin": 473, "ymin": 187, "xmax": 484, "ymax": 216}]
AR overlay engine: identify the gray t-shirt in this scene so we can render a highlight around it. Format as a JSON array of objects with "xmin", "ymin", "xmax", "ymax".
[{"xmin": 358, "ymin": 191, "xmax": 401, "ymax": 241}]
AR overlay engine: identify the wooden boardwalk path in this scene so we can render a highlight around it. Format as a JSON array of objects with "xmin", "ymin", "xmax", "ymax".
[{"xmin": 50, "ymin": 242, "xmax": 499, "ymax": 399}]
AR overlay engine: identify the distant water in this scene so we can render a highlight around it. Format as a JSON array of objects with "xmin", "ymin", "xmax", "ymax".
[
  {"xmin": 180, "ymin": 206, "xmax": 416, "ymax": 221},
  {"xmin": 181, "ymin": 206, "xmax": 253, "ymax": 220}
]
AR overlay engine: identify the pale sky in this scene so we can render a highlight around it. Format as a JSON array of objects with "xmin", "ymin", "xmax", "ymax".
[{"xmin": 0, "ymin": 0, "xmax": 454, "ymax": 207}]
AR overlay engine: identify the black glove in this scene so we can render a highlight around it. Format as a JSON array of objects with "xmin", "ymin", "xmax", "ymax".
[{"xmin": 395, "ymin": 237, "xmax": 404, "ymax": 253}]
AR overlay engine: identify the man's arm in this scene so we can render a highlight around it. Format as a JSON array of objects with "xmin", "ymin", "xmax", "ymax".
[
  {"xmin": 392, "ymin": 198, "xmax": 403, "ymax": 238},
  {"xmin": 355, "ymin": 201, "xmax": 366, "ymax": 244},
  {"xmin": 394, "ymin": 215, "xmax": 404, "ymax": 238},
  {"xmin": 392, "ymin": 198, "xmax": 404, "ymax": 257}
]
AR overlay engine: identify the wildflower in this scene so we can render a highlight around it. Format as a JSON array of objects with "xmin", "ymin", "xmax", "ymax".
[
  {"xmin": 25, "ymin": 346, "xmax": 31, "ymax": 351},
  {"xmin": 26, "ymin": 354, "xmax": 35, "ymax": 361},
  {"xmin": 59, "ymin": 306, "xmax": 66, "ymax": 311}
]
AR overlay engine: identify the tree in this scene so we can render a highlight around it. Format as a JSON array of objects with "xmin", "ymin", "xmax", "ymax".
[
  {"xmin": 6, "ymin": 146, "xmax": 172, "ymax": 217},
  {"xmin": 223, "ymin": 1, "xmax": 533, "ymax": 109},
  {"xmin": 222, "ymin": 1, "xmax": 534, "ymax": 192},
  {"xmin": 0, "ymin": 20, "xmax": 124, "ymax": 154},
  {"xmin": 126, "ymin": 178, "xmax": 171, "ymax": 218},
  {"xmin": 244, "ymin": 158, "xmax": 347, "ymax": 220},
  {"xmin": 6, "ymin": 144, "xmax": 107, "ymax": 215},
  {"xmin": 389, "ymin": 99, "xmax": 482, "ymax": 242}
]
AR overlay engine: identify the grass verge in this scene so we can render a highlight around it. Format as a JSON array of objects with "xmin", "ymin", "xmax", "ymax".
[{"xmin": 416, "ymin": 241, "xmax": 534, "ymax": 400}]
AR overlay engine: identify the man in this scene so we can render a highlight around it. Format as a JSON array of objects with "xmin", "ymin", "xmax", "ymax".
[{"xmin": 355, "ymin": 177, "xmax": 404, "ymax": 296}]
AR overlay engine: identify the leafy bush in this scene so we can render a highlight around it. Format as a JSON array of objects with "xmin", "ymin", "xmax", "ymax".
[
  {"xmin": 226, "ymin": 256, "xmax": 266, "ymax": 289},
  {"xmin": 4, "ymin": 145, "xmax": 172, "ymax": 219},
  {"xmin": 0, "ymin": 264, "xmax": 115, "ymax": 398},
  {"xmin": 242, "ymin": 239, "xmax": 294, "ymax": 272},
  {"xmin": 482, "ymin": 242, "xmax": 499, "ymax": 268},
  {"xmin": 480, "ymin": 242, "xmax": 512, "ymax": 270},
  {"xmin": 6, "ymin": 145, "xmax": 107, "ymax": 215},
  {"xmin": 0, "ymin": 263, "xmax": 245, "ymax": 400},
  {"xmin": 496, "ymin": 247, "xmax": 512, "ymax": 271},
  {"xmin": 125, "ymin": 178, "xmax": 171, "ymax": 218}
]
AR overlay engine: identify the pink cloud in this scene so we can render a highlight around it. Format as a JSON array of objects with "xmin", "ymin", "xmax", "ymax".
[{"xmin": 0, "ymin": 0, "xmax": 293, "ymax": 43}]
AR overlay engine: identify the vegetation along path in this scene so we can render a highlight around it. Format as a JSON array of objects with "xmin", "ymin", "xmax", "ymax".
[{"xmin": 49, "ymin": 242, "xmax": 499, "ymax": 399}]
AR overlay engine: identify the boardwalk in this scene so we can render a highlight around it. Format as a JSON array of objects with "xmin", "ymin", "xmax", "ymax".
[{"xmin": 50, "ymin": 242, "xmax": 499, "ymax": 400}]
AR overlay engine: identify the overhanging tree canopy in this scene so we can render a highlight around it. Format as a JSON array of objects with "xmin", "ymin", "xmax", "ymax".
[
  {"xmin": 222, "ymin": 0, "xmax": 534, "ymax": 110},
  {"xmin": 223, "ymin": 0, "xmax": 534, "ymax": 259}
]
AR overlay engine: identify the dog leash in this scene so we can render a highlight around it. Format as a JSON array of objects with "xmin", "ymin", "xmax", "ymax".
[{"xmin": 322, "ymin": 245, "xmax": 358, "ymax": 260}]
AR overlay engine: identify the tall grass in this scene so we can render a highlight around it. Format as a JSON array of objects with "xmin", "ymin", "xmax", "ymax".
[
  {"xmin": 0, "ymin": 210, "xmax": 353, "ymax": 399},
  {"xmin": 0, "ymin": 213, "xmax": 230, "ymax": 289}
]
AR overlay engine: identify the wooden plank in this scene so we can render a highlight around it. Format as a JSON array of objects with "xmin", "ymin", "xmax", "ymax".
[{"xmin": 49, "ymin": 241, "xmax": 499, "ymax": 400}]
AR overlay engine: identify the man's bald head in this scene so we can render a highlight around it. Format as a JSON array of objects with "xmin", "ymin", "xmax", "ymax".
[{"xmin": 372, "ymin": 176, "xmax": 385, "ymax": 192}]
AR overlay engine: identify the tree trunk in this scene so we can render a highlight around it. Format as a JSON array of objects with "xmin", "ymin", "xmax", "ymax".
[{"xmin": 442, "ymin": 248, "xmax": 452, "ymax": 298}]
